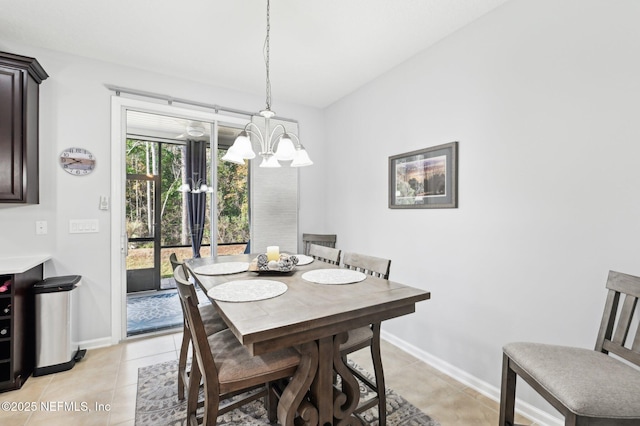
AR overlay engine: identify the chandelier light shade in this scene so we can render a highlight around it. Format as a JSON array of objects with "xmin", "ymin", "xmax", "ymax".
[
  {"xmin": 221, "ymin": 0, "xmax": 312, "ymax": 168},
  {"xmin": 178, "ymin": 178, "xmax": 214, "ymax": 194},
  {"xmin": 291, "ymin": 144, "xmax": 313, "ymax": 167}
]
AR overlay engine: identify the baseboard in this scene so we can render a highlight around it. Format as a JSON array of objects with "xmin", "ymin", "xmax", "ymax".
[
  {"xmin": 380, "ymin": 331, "xmax": 563, "ymax": 426},
  {"xmin": 76, "ymin": 336, "xmax": 113, "ymax": 351}
]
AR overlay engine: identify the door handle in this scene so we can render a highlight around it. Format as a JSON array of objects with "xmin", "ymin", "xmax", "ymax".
[{"xmin": 122, "ymin": 233, "xmax": 129, "ymax": 256}]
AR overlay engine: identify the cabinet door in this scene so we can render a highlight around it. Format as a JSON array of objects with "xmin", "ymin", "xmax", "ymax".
[{"xmin": 0, "ymin": 67, "xmax": 24, "ymax": 201}]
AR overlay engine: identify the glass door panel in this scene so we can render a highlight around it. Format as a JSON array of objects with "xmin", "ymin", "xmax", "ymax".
[{"xmin": 126, "ymin": 173, "xmax": 160, "ymax": 292}]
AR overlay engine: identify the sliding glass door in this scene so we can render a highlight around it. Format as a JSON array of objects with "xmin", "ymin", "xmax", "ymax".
[{"xmin": 124, "ymin": 111, "xmax": 250, "ymax": 295}]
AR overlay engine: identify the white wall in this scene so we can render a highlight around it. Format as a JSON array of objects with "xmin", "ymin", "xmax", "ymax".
[
  {"xmin": 324, "ymin": 0, "xmax": 640, "ymax": 421},
  {"xmin": 0, "ymin": 40, "xmax": 326, "ymax": 344}
]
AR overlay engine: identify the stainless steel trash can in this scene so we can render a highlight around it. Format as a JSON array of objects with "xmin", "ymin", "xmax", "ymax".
[{"xmin": 33, "ymin": 275, "xmax": 86, "ymax": 376}]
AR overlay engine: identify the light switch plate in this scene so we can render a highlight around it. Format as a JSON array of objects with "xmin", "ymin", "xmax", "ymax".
[
  {"xmin": 69, "ymin": 219, "xmax": 99, "ymax": 234},
  {"xmin": 99, "ymin": 195, "xmax": 109, "ymax": 211}
]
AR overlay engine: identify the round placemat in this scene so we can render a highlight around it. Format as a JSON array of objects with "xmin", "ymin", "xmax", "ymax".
[
  {"xmin": 193, "ymin": 262, "xmax": 249, "ymax": 276},
  {"xmin": 301, "ymin": 269, "xmax": 367, "ymax": 285},
  {"xmin": 295, "ymin": 254, "xmax": 314, "ymax": 266},
  {"xmin": 207, "ymin": 279, "xmax": 288, "ymax": 302}
]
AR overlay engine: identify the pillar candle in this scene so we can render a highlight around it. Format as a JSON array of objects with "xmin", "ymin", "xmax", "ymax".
[{"xmin": 267, "ymin": 246, "xmax": 280, "ymax": 261}]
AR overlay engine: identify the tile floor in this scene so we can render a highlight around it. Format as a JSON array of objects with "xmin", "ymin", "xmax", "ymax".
[{"xmin": 0, "ymin": 331, "xmax": 537, "ymax": 425}]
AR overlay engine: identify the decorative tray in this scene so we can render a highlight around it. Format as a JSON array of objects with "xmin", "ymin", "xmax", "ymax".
[{"xmin": 248, "ymin": 253, "xmax": 299, "ymax": 273}]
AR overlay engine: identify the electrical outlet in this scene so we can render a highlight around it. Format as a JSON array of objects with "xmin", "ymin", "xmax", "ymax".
[{"xmin": 35, "ymin": 221, "xmax": 48, "ymax": 235}]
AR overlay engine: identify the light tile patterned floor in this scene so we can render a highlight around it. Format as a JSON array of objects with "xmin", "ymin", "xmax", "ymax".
[{"xmin": 0, "ymin": 332, "xmax": 537, "ymax": 425}]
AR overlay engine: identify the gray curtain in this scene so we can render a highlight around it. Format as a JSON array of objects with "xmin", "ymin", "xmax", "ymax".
[{"xmin": 185, "ymin": 140, "xmax": 207, "ymax": 258}]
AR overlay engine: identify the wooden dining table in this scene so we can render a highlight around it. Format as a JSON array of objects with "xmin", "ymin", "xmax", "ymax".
[{"xmin": 185, "ymin": 253, "xmax": 430, "ymax": 426}]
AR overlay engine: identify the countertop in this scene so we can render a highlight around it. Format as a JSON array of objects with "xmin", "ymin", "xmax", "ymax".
[{"xmin": 0, "ymin": 255, "xmax": 52, "ymax": 275}]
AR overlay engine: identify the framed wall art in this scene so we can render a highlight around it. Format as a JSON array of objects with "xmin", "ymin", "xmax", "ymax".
[{"xmin": 388, "ymin": 141, "xmax": 458, "ymax": 209}]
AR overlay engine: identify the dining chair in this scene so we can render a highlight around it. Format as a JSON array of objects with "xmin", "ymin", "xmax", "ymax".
[
  {"xmin": 170, "ymin": 253, "xmax": 228, "ymax": 402},
  {"xmin": 499, "ymin": 270, "xmax": 640, "ymax": 426},
  {"xmin": 174, "ymin": 265, "xmax": 301, "ymax": 425},
  {"xmin": 340, "ymin": 251, "xmax": 392, "ymax": 425},
  {"xmin": 308, "ymin": 243, "xmax": 341, "ymax": 265},
  {"xmin": 302, "ymin": 233, "xmax": 337, "ymax": 255}
]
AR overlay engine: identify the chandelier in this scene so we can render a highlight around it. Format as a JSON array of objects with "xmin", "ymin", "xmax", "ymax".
[
  {"xmin": 222, "ymin": 0, "xmax": 312, "ymax": 168},
  {"xmin": 178, "ymin": 178, "xmax": 213, "ymax": 194}
]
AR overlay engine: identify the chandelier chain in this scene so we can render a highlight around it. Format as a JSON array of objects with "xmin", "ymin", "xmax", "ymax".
[
  {"xmin": 221, "ymin": 0, "xmax": 312, "ymax": 167},
  {"xmin": 264, "ymin": 0, "xmax": 272, "ymax": 111}
]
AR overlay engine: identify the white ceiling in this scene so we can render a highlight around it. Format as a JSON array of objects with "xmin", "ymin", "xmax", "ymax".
[{"xmin": 0, "ymin": 0, "xmax": 509, "ymax": 108}]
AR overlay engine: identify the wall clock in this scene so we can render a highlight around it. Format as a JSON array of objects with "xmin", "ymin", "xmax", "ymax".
[{"xmin": 59, "ymin": 147, "xmax": 96, "ymax": 175}]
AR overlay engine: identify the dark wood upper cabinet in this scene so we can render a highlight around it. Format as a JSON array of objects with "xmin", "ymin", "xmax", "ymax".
[{"xmin": 0, "ymin": 52, "xmax": 48, "ymax": 204}]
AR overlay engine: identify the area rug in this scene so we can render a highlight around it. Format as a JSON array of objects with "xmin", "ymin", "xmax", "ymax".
[
  {"xmin": 135, "ymin": 359, "xmax": 440, "ymax": 425},
  {"xmin": 127, "ymin": 287, "xmax": 209, "ymax": 336}
]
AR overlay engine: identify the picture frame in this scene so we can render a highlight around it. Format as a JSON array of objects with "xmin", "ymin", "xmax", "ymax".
[{"xmin": 389, "ymin": 141, "xmax": 458, "ymax": 209}]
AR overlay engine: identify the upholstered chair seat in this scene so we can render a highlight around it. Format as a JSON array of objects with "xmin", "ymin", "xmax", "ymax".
[
  {"xmin": 340, "ymin": 326, "xmax": 374, "ymax": 352},
  {"xmin": 208, "ymin": 328, "xmax": 301, "ymax": 394},
  {"xmin": 503, "ymin": 342, "xmax": 640, "ymax": 421}
]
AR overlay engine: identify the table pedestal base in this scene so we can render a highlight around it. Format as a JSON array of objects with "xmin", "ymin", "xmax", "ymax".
[{"xmin": 279, "ymin": 332, "xmax": 363, "ymax": 426}]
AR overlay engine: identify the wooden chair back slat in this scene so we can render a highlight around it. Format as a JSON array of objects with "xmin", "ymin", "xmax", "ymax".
[
  {"xmin": 595, "ymin": 290, "xmax": 619, "ymax": 353},
  {"xmin": 171, "ymin": 256, "xmax": 195, "ymax": 282},
  {"xmin": 594, "ymin": 270, "xmax": 640, "ymax": 368},
  {"xmin": 612, "ymin": 294, "xmax": 638, "ymax": 345},
  {"xmin": 342, "ymin": 252, "xmax": 391, "ymax": 280},
  {"xmin": 606, "ymin": 270, "xmax": 640, "ymax": 297},
  {"xmin": 308, "ymin": 244, "xmax": 341, "ymax": 265},
  {"xmin": 170, "ymin": 252, "xmax": 181, "ymax": 271},
  {"xmin": 174, "ymin": 265, "xmax": 193, "ymax": 332},
  {"xmin": 302, "ymin": 233, "xmax": 337, "ymax": 255}
]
